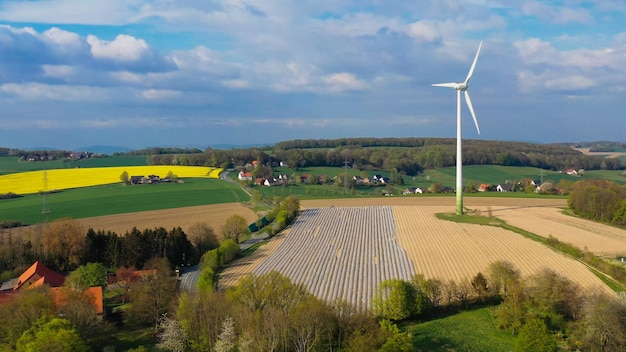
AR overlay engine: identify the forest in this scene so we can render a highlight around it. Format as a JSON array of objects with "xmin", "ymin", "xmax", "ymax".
[
  {"xmin": 143, "ymin": 138, "xmax": 623, "ymax": 176},
  {"xmin": 568, "ymin": 179, "xmax": 626, "ymax": 227}
]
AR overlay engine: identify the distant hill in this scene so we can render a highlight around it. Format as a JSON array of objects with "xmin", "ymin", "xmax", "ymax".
[{"xmin": 76, "ymin": 145, "xmax": 132, "ymax": 155}]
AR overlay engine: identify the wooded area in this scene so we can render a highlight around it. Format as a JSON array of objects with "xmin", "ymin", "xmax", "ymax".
[{"xmin": 144, "ymin": 138, "xmax": 623, "ymax": 176}]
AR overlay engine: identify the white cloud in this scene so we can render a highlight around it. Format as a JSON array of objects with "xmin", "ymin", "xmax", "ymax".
[
  {"xmin": 221, "ymin": 79, "xmax": 249, "ymax": 89},
  {"xmin": 87, "ymin": 34, "xmax": 150, "ymax": 61},
  {"xmin": 1, "ymin": 82, "xmax": 109, "ymax": 101},
  {"xmin": 323, "ymin": 72, "xmax": 367, "ymax": 92},
  {"xmin": 142, "ymin": 89, "xmax": 181, "ymax": 100},
  {"xmin": 42, "ymin": 65, "xmax": 75, "ymax": 78},
  {"xmin": 407, "ymin": 21, "xmax": 440, "ymax": 42},
  {"xmin": 0, "ymin": 0, "xmax": 142, "ymax": 25}
]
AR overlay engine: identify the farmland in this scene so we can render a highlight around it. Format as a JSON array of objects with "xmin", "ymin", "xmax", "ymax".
[
  {"xmin": 0, "ymin": 155, "xmax": 148, "ymax": 175},
  {"xmin": 219, "ymin": 198, "xmax": 617, "ymax": 312},
  {"xmin": 0, "ymin": 178, "xmax": 248, "ymax": 225},
  {"xmin": 0, "ymin": 165, "xmax": 221, "ymax": 195}
]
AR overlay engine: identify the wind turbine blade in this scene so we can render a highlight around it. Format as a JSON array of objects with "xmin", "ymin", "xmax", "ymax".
[
  {"xmin": 432, "ymin": 83, "xmax": 458, "ymax": 88},
  {"xmin": 464, "ymin": 41, "xmax": 482, "ymax": 84},
  {"xmin": 464, "ymin": 90, "xmax": 480, "ymax": 134}
]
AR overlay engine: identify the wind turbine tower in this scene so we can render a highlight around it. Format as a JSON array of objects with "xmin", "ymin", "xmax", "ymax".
[{"xmin": 432, "ymin": 41, "xmax": 483, "ymax": 215}]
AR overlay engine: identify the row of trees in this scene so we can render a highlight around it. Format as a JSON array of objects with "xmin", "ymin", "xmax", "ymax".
[
  {"xmin": 568, "ymin": 179, "xmax": 626, "ymax": 227},
  {"xmin": 0, "ymin": 218, "xmax": 231, "ymax": 279},
  {"xmin": 372, "ymin": 261, "xmax": 626, "ymax": 352},
  {"xmin": 144, "ymin": 138, "xmax": 623, "ymax": 176}
]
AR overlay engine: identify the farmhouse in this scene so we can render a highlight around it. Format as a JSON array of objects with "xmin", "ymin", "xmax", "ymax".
[
  {"xmin": 238, "ymin": 170, "xmax": 253, "ymax": 181},
  {"xmin": 497, "ymin": 183, "xmax": 513, "ymax": 192},
  {"xmin": 0, "ymin": 261, "xmax": 104, "ymax": 316}
]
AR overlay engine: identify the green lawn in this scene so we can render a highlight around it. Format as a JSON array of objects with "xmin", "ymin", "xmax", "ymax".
[
  {"xmin": 406, "ymin": 307, "xmax": 516, "ymax": 351},
  {"xmin": 0, "ymin": 178, "xmax": 249, "ymax": 225}
]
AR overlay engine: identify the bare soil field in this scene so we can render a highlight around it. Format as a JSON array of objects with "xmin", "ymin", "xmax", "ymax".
[
  {"xmin": 300, "ymin": 196, "xmax": 567, "ymax": 209},
  {"xmin": 76, "ymin": 203, "xmax": 259, "ymax": 238},
  {"xmin": 573, "ymin": 147, "xmax": 626, "ymax": 159},
  {"xmin": 490, "ymin": 206, "xmax": 626, "ymax": 256},
  {"xmin": 220, "ymin": 199, "xmax": 613, "ymax": 309},
  {"xmin": 393, "ymin": 206, "xmax": 611, "ymax": 293}
]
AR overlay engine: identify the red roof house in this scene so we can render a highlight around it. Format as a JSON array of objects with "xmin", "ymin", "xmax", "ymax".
[{"xmin": 13, "ymin": 261, "xmax": 65, "ymax": 291}]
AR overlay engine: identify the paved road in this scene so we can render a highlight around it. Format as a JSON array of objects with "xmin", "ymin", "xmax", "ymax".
[{"xmin": 178, "ymin": 170, "xmax": 271, "ymax": 291}]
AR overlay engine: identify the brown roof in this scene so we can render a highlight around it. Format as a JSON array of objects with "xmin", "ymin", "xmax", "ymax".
[{"xmin": 14, "ymin": 261, "xmax": 65, "ymax": 291}]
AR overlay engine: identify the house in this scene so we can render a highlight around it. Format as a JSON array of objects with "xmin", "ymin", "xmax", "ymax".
[
  {"xmin": 264, "ymin": 178, "xmax": 280, "ymax": 186},
  {"xmin": 378, "ymin": 177, "xmax": 392, "ymax": 184},
  {"xmin": 566, "ymin": 169, "xmax": 577, "ymax": 176},
  {"xmin": 477, "ymin": 183, "xmax": 491, "ymax": 192},
  {"xmin": 353, "ymin": 176, "xmax": 364, "ymax": 185},
  {"xmin": 403, "ymin": 187, "xmax": 417, "ymax": 195},
  {"xmin": 255, "ymin": 178, "xmax": 264, "ymax": 186},
  {"xmin": 12, "ymin": 261, "xmax": 65, "ymax": 291},
  {"xmin": 497, "ymin": 183, "xmax": 513, "ymax": 192},
  {"xmin": 238, "ymin": 170, "xmax": 253, "ymax": 181},
  {"xmin": 130, "ymin": 176, "xmax": 144, "ymax": 185},
  {"xmin": 147, "ymin": 175, "xmax": 161, "ymax": 184}
]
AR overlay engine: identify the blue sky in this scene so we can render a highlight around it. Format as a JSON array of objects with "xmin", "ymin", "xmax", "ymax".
[{"xmin": 0, "ymin": 0, "xmax": 625, "ymax": 150}]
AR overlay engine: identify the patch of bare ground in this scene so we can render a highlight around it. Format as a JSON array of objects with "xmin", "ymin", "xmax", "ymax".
[
  {"xmin": 75, "ymin": 203, "xmax": 258, "ymax": 238},
  {"xmin": 573, "ymin": 147, "xmax": 626, "ymax": 159},
  {"xmin": 393, "ymin": 206, "xmax": 612, "ymax": 294},
  {"xmin": 489, "ymin": 206, "xmax": 626, "ymax": 256}
]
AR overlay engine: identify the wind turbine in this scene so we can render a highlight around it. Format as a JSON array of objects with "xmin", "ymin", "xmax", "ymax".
[{"xmin": 432, "ymin": 41, "xmax": 482, "ymax": 215}]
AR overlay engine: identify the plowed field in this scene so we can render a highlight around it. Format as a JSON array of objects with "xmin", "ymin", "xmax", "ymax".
[
  {"xmin": 490, "ymin": 206, "xmax": 626, "ymax": 256},
  {"xmin": 219, "ymin": 197, "xmax": 615, "ymax": 308},
  {"xmin": 393, "ymin": 206, "xmax": 611, "ymax": 293},
  {"xmin": 75, "ymin": 203, "xmax": 258, "ymax": 238}
]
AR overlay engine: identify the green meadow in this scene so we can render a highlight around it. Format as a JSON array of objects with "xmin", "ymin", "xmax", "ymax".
[
  {"xmin": 406, "ymin": 307, "xmax": 516, "ymax": 351},
  {"xmin": 0, "ymin": 156, "xmax": 148, "ymax": 175},
  {"xmin": 0, "ymin": 178, "xmax": 249, "ymax": 225}
]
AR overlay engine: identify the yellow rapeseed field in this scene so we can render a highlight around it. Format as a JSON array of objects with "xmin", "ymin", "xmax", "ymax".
[{"xmin": 0, "ymin": 166, "xmax": 222, "ymax": 195}]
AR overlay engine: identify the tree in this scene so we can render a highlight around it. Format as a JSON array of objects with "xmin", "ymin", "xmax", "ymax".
[
  {"xmin": 213, "ymin": 316, "xmax": 237, "ymax": 352},
  {"xmin": 64, "ymin": 262, "xmax": 108, "ymax": 289},
  {"xmin": 514, "ymin": 318, "xmax": 557, "ymax": 352},
  {"xmin": 127, "ymin": 257, "xmax": 177, "ymax": 328},
  {"xmin": 120, "ymin": 171, "xmax": 130, "ymax": 185},
  {"xmin": 0, "ymin": 285, "xmax": 56, "ymax": 349},
  {"xmin": 16, "ymin": 317, "xmax": 88, "ymax": 352},
  {"xmin": 157, "ymin": 314, "xmax": 190, "ymax": 352},
  {"xmin": 188, "ymin": 222, "xmax": 219, "ymax": 261},
  {"xmin": 373, "ymin": 279, "xmax": 419, "ymax": 320},
  {"xmin": 487, "ymin": 260, "xmax": 521, "ymax": 297},
  {"xmin": 41, "ymin": 218, "xmax": 86, "ymax": 271},
  {"xmin": 221, "ymin": 214, "xmax": 250, "ymax": 243},
  {"xmin": 471, "ymin": 272, "xmax": 490, "ymax": 300},
  {"xmin": 571, "ymin": 291, "xmax": 626, "ymax": 352}
]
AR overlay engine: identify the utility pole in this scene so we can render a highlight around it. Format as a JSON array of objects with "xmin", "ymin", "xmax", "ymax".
[
  {"xmin": 42, "ymin": 170, "xmax": 50, "ymax": 214},
  {"xmin": 343, "ymin": 157, "xmax": 350, "ymax": 193}
]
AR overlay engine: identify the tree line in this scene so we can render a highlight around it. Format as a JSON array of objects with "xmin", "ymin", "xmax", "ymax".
[
  {"xmin": 143, "ymin": 138, "xmax": 623, "ymax": 176},
  {"xmin": 568, "ymin": 179, "xmax": 626, "ymax": 227},
  {"xmin": 372, "ymin": 261, "xmax": 626, "ymax": 352},
  {"xmin": 0, "ymin": 218, "xmax": 224, "ymax": 280}
]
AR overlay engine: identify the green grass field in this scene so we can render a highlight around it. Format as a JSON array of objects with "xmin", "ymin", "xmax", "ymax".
[
  {"xmin": 0, "ymin": 179, "xmax": 249, "ymax": 225},
  {"xmin": 0, "ymin": 156, "xmax": 148, "ymax": 175},
  {"xmin": 406, "ymin": 307, "xmax": 516, "ymax": 351}
]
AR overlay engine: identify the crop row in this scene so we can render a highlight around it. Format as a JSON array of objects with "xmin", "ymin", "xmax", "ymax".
[
  {"xmin": 0, "ymin": 166, "xmax": 221, "ymax": 194},
  {"xmin": 253, "ymin": 206, "xmax": 415, "ymax": 312},
  {"xmin": 393, "ymin": 205, "xmax": 612, "ymax": 293}
]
